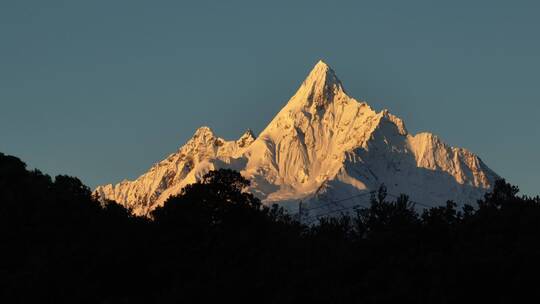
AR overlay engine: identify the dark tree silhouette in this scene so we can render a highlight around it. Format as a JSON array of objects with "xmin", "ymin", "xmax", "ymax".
[{"xmin": 2, "ymin": 151, "xmax": 540, "ymax": 303}]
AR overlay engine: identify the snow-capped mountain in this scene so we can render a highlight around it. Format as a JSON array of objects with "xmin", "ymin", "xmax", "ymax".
[{"xmin": 95, "ymin": 60, "xmax": 499, "ymax": 216}]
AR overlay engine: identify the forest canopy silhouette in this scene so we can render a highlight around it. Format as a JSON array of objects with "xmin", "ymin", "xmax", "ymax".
[{"xmin": 1, "ymin": 151, "xmax": 540, "ymax": 303}]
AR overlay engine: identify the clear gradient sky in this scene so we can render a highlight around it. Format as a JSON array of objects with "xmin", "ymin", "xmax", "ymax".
[{"xmin": 1, "ymin": 0, "xmax": 538, "ymax": 195}]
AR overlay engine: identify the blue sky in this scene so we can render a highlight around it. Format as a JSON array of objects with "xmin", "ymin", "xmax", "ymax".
[{"xmin": 1, "ymin": 0, "xmax": 538, "ymax": 195}]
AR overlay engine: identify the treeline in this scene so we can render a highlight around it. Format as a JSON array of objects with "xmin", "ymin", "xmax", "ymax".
[{"xmin": 1, "ymin": 152, "xmax": 540, "ymax": 303}]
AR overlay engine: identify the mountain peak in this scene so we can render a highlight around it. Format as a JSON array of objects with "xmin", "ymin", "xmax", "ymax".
[
  {"xmin": 95, "ymin": 60, "xmax": 499, "ymax": 217},
  {"xmin": 237, "ymin": 129, "xmax": 256, "ymax": 147},
  {"xmin": 295, "ymin": 60, "xmax": 345, "ymax": 109},
  {"xmin": 314, "ymin": 59, "xmax": 330, "ymax": 69},
  {"xmin": 304, "ymin": 60, "xmax": 341, "ymax": 86},
  {"xmin": 191, "ymin": 126, "xmax": 215, "ymax": 140},
  {"xmin": 240, "ymin": 128, "xmax": 256, "ymax": 139}
]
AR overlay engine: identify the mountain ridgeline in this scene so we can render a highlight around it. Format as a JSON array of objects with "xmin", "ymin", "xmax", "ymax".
[{"xmin": 95, "ymin": 60, "xmax": 498, "ymax": 216}]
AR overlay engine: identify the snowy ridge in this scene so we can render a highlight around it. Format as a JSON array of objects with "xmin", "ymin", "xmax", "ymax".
[
  {"xmin": 94, "ymin": 127, "xmax": 255, "ymax": 215},
  {"xmin": 95, "ymin": 60, "xmax": 499, "ymax": 216}
]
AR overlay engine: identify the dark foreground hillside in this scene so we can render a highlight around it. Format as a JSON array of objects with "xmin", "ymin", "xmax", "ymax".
[{"xmin": 1, "ymin": 152, "xmax": 540, "ymax": 303}]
